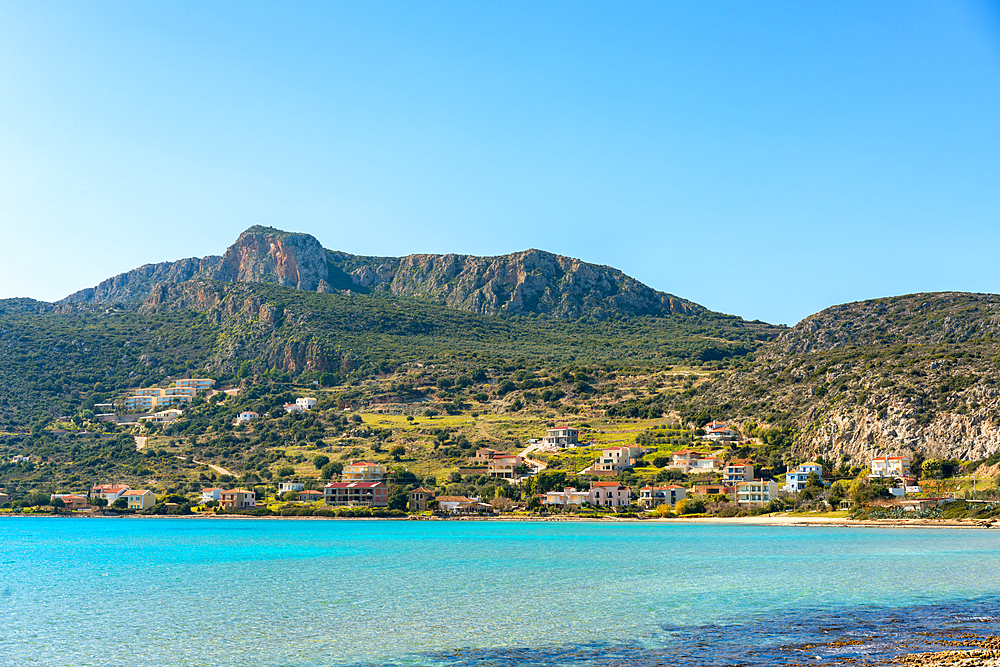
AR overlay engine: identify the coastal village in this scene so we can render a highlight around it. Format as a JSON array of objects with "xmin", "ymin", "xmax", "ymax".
[{"xmin": 2, "ymin": 375, "xmax": 981, "ymax": 521}]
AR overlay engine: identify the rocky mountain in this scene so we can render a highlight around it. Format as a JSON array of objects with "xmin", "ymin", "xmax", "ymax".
[
  {"xmin": 690, "ymin": 292, "xmax": 1000, "ymax": 463},
  {"xmin": 64, "ymin": 226, "xmax": 702, "ymax": 320}
]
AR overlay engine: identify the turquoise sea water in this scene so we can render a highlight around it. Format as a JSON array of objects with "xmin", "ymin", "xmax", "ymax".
[{"xmin": 3, "ymin": 517, "xmax": 1000, "ymax": 666}]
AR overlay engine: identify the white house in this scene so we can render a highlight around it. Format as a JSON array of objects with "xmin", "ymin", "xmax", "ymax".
[
  {"xmin": 593, "ymin": 446, "xmax": 644, "ymax": 475},
  {"xmin": 278, "ymin": 482, "xmax": 305, "ymax": 494},
  {"xmin": 235, "ymin": 411, "xmax": 258, "ymax": 424},
  {"xmin": 736, "ymin": 480, "xmax": 779, "ymax": 507},
  {"xmin": 540, "ymin": 487, "xmax": 591, "ymax": 507},
  {"xmin": 436, "ymin": 495, "xmax": 481, "ymax": 512},
  {"xmin": 540, "ymin": 427, "xmax": 580, "ymax": 449},
  {"xmin": 139, "ymin": 408, "xmax": 184, "ymax": 424},
  {"xmin": 783, "ymin": 462, "xmax": 825, "ymax": 493},
  {"xmin": 200, "ymin": 488, "xmax": 222, "ymax": 503},
  {"xmin": 704, "ymin": 421, "xmax": 737, "ymax": 441},
  {"xmin": 638, "ymin": 485, "xmax": 687, "ymax": 508},
  {"xmin": 90, "ymin": 484, "xmax": 130, "ymax": 505},
  {"xmin": 667, "ymin": 450, "xmax": 721, "ymax": 474}
]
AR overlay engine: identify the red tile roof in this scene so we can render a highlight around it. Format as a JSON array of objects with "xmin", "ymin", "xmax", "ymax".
[{"xmin": 324, "ymin": 482, "xmax": 386, "ymax": 489}]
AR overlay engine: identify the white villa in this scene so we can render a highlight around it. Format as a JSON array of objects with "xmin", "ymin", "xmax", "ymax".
[
  {"xmin": 284, "ymin": 397, "xmax": 318, "ymax": 413},
  {"xmin": 736, "ymin": 480, "xmax": 779, "ymax": 508},
  {"xmin": 704, "ymin": 421, "xmax": 737, "ymax": 441},
  {"xmin": 668, "ymin": 450, "xmax": 721, "ymax": 474},
  {"xmin": 638, "ymin": 485, "xmax": 687, "ymax": 508},
  {"xmin": 593, "ymin": 446, "xmax": 644, "ymax": 475},
  {"xmin": 782, "ymin": 462, "xmax": 825, "ymax": 493},
  {"xmin": 540, "ymin": 487, "xmax": 592, "ymax": 507},
  {"xmin": 540, "ymin": 427, "xmax": 580, "ymax": 449},
  {"xmin": 235, "ymin": 411, "xmax": 259, "ymax": 424}
]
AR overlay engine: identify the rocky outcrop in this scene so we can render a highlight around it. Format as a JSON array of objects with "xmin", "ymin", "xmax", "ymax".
[
  {"xmin": 64, "ymin": 256, "xmax": 223, "ymax": 304},
  {"xmin": 214, "ymin": 226, "xmax": 329, "ymax": 291},
  {"xmin": 692, "ymin": 292, "xmax": 1000, "ymax": 462},
  {"xmin": 62, "ymin": 226, "xmax": 705, "ymax": 321}
]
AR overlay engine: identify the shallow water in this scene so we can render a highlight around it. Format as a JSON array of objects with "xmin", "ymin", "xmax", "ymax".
[{"xmin": 2, "ymin": 517, "xmax": 999, "ymax": 666}]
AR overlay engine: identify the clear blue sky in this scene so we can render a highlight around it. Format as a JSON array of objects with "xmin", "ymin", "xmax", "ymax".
[{"xmin": 1, "ymin": 1, "xmax": 997, "ymax": 325}]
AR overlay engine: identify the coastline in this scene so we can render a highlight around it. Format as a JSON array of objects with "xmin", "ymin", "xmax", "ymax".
[{"xmin": 2, "ymin": 510, "xmax": 996, "ymax": 528}]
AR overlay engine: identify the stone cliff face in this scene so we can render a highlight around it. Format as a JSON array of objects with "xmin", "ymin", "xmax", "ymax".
[
  {"xmin": 343, "ymin": 249, "xmax": 699, "ymax": 319},
  {"xmin": 63, "ymin": 226, "xmax": 704, "ymax": 320},
  {"xmin": 214, "ymin": 226, "xmax": 330, "ymax": 292},
  {"xmin": 63, "ymin": 256, "xmax": 222, "ymax": 303}
]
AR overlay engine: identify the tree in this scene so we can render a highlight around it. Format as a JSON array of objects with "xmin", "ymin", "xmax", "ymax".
[
  {"xmin": 320, "ymin": 461, "xmax": 343, "ymax": 481},
  {"xmin": 49, "ymin": 497, "xmax": 65, "ymax": 512},
  {"xmin": 24, "ymin": 491, "xmax": 50, "ymax": 507},
  {"xmin": 112, "ymin": 498, "xmax": 128, "ymax": 509},
  {"xmin": 313, "ymin": 455, "xmax": 330, "ymax": 470},
  {"xmin": 389, "ymin": 445, "xmax": 406, "ymax": 461},
  {"xmin": 281, "ymin": 490, "xmax": 299, "ymax": 502},
  {"xmin": 388, "ymin": 485, "xmax": 408, "ymax": 511}
]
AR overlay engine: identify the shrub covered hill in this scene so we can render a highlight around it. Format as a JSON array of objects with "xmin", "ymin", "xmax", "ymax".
[
  {"xmin": 0, "ymin": 227, "xmax": 776, "ymax": 432},
  {"xmin": 667, "ymin": 292, "xmax": 1000, "ymax": 463},
  {"xmin": 5, "ymin": 225, "xmax": 1000, "ymax": 494}
]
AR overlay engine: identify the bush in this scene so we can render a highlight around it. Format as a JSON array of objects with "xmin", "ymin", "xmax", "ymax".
[{"xmin": 675, "ymin": 497, "xmax": 705, "ymax": 515}]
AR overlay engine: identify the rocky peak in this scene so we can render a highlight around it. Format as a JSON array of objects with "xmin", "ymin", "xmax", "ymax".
[{"xmin": 214, "ymin": 226, "xmax": 329, "ymax": 292}]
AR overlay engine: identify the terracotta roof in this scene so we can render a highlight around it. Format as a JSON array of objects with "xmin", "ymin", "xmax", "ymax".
[
  {"xmin": 324, "ymin": 482, "xmax": 385, "ymax": 489},
  {"xmin": 221, "ymin": 488, "xmax": 254, "ymax": 494},
  {"xmin": 122, "ymin": 489, "xmax": 150, "ymax": 497},
  {"xmin": 436, "ymin": 496, "xmax": 472, "ymax": 502},
  {"xmin": 91, "ymin": 484, "xmax": 130, "ymax": 493},
  {"xmin": 592, "ymin": 482, "xmax": 625, "ymax": 488},
  {"xmin": 345, "ymin": 461, "xmax": 382, "ymax": 467},
  {"xmin": 409, "ymin": 487, "xmax": 436, "ymax": 494}
]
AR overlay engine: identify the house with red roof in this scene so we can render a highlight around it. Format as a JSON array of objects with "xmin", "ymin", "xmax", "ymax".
[
  {"xmin": 723, "ymin": 460, "xmax": 754, "ymax": 485},
  {"xmin": 90, "ymin": 484, "xmax": 130, "ymax": 505},
  {"xmin": 588, "ymin": 481, "xmax": 631, "ymax": 507},
  {"xmin": 296, "ymin": 489, "xmax": 324, "ymax": 502},
  {"xmin": 324, "ymin": 481, "xmax": 388, "ymax": 507},
  {"xmin": 703, "ymin": 421, "xmax": 737, "ymax": 441},
  {"xmin": 122, "ymin": 489, "xmax": 156, "ymax": 510},
  {"xmin": 408, "ymin": 487, "xmax": 436, "ymax": 511},
  {"xmin": 870, "ymin": 455, "xmax": 911, "ymax": 479}
]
